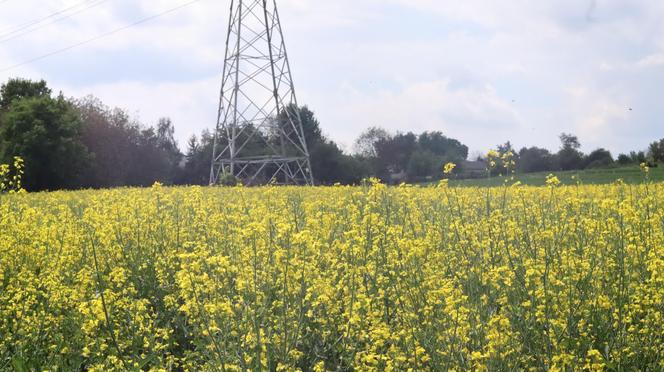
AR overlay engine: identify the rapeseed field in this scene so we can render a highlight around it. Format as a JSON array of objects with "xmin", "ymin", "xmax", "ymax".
[{"xmin": 1, "ymin": 179, "xmax": 663, "ymax": 370}]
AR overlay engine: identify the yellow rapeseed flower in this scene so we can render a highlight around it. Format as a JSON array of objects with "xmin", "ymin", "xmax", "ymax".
[
  {"xmin": 0, "ymin": 177, "xmax": 662, "ymax": 370},
  {"xmin": 443, "ymin": 162, "xmax": 457, "ymax": 175}
]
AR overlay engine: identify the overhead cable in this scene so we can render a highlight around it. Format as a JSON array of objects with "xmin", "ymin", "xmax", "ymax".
[{"xmin": 0, "ymin": 0, "xmax": 204, "ymax": 73}]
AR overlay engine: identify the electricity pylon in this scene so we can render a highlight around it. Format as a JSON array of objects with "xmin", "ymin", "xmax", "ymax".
[{"xmin": 210, "ymin": 0, "xmax": 314, "ymax": 186}]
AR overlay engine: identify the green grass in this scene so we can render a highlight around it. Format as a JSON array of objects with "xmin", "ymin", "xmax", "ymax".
[{"xmin": 450, "ymin": 165, "xmax": 664, "ymax": 187}]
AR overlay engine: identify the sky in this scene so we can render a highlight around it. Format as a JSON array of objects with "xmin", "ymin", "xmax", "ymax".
[{"xmin": 1, "ymin": 0, "xmax": 663, "ymax": 157}]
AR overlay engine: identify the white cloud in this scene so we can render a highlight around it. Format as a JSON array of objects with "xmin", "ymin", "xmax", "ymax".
[
  {"xmin": 636, "ymin": 53, "xmax": 664, "ymax": 69},
  {"xmin": 565, "ymin": 85, "xmax": 630, "ymax": 150}
]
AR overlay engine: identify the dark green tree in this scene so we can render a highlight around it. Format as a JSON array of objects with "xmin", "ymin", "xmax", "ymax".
[
  {"xmin": 556, "ymin": 133, "xmax": 584, "ymax": 171},
  {"xmin": 617, "ymin": 154, "xmax": 632, "ymax": 165},
  {"xmin": 584, "ymin": 148, "xmax": 614, "ymax": 169},
  {"xmin": 418, "ymin": 132, "xmax": 469, "ymax": 161},
  {"xmin": 74, "ymin": 97, "xmax": 183, "ymax": 187},
  {"xmin": 401, "ymin": 133, "xmax": 469, "ymax": 181},
  {"xmin": 276, "ymin": 105, "xmax": 364, "ymax": 185},
  {"xmin": 310, "ymin": 140, "xmax": 365, "ymax": 185},
  {"xmin": 375, "ymin": 132, "xmax": 417, "ymax": 177},
  {"xmin": 75, "ymin": 96, "xmax": 137, "ymax": 187},
  {"xmin": 0, "ymin": 78, "xmax": 51, "ymax": 110},
  {"xmin": 179, "ymin": 131, "xmax": 215, "ymax": 185},
  {"xmin": 518, "ymin": 147, "xmax": 554, "ymax": 173},
  {"xmin": 0, "ymin": 81, "xmax": 91, "ymax": 191},
  {"xmin": 489, "ymin": 141, "xmax": 519, "ymax": 174},
  {"xmin": 276, "ymin": 104, "xmax": 322, "ymax": 154},
  {"xmin": 406, "ymin": 149, "xmax": 439, "ymax": 181},
  {"xmin": 629, "ymin": 151, "xmax": 647, "ymax": 164},
  {"xmin": 648, "ymin": 139, "xmax": 664, "ymax": 163},
  {"xmin": 154, "ymin": 117, "xmax": 183, "ymax": 182}
]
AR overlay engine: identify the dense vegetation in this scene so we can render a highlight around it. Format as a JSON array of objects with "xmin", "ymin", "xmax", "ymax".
[
  {"xmin": 1, "ymin": 179, "xmax": 663, "ymax": 370},
  {"xmin": 1, "ymin": 78, "xmax": 663, "ymax": 191}
]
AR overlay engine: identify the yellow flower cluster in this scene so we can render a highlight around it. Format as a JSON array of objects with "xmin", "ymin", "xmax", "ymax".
[
  {"xmin": 0, "ymin": 157, "xmax": 24, "ymax": 194},
  {"xmin": 443, "ymin": 162, "xmax": 457, "ymax": 175},
  {"xmin": 546, "ymin": 173, "xmax": 561, "ymax": 187},
  {"xmin": 1, "ymin": 181, "xmax": 663, "ymax": 370}
]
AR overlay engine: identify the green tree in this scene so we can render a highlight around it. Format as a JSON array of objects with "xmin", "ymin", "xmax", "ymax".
[
  {"xmin": 403, "ymin": 133, "xmax": 469, "ymax": 181},
  {"xmin": 154, "ymin": 117, "xmax": 183, "ymax": 182},
  {"xmin": 584, "ymin": 148, "xmax": 614, "ymax": 169},
  {"xmin": 418, "ymin": 131, "xmax": 469, "ymax": 162},
  {"xmin": 310, "ymin": 140, "xmax": 363, "ymax": 185},
  {"xmin": 375, "ymin": 132, "xmax": 418, "ymax": 177},
  {"xmin": 179, "ymin": 131, "xmax": 215, "ymax": 185},
  {"xmin": 0, "ymin": 83, "xmax": 91, "ymax": 191},
  {"xmin": 492, "ymin": 141, "xmax": 519, "ymax": 174},
  {"xmin": 355, "ymin": 130, "xmax": 469, "ymax": 182},
  {"xmin": 74, "ymin": 97, "xmax": 182, "ymax": 187},
  {"xmin": 630, "ymin": 151, "xmax": 647, "ymax": 164},
  {"xmin": 354, "ymin": 126, "xmax": 390, "ymax": 158},
  {"xmin": 276, "ymin": 104, "xmax": 323, "ymax": 153},
  {"xmin": 648, "ymin": 139, "xmax": 664, "ymax": 163},
  {"xmin": 518, "ymin": 147, "xmax": 554, "ymax": 173},
  {"xmin": 277, "ymin": 105, "xmax": 364, "ymax": 185},
  {"xmin": 0, "ymin": 78, "xmax": 51, "ymax": 110},
  {"xmin": 557, "ymin": 133, "xmax": 584, "ymax": 171},
  {"xmin": 406, "ymin": 149, "xmax": 439, "ymax": 181},
  {"xmin": 75, "ymin": 96, "xmax": 137, "ymax": 187},
  {"xmin": 617, "ymin": 153, "xmax": 632, "ymax": 165}
]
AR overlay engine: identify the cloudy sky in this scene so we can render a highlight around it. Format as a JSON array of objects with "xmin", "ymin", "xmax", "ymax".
[{"xmin": 1, "ymin": 0, "xmax": 663, "ymax": 156}]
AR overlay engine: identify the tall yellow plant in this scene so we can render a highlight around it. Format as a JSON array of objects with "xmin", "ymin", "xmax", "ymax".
[{"xmin": 0, "ymin": 156, "xmax": 24, "ymax": 194}]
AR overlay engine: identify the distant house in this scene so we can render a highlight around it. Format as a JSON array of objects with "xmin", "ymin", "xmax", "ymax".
[{"xmin": 460, "ymin": 160, "xmax": 487, "ymax": 179}]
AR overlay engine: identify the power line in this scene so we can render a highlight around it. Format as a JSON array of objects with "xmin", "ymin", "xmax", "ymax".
[
  {"xmin": 0, "ymin": 0, "xmax": 204, "ymax": 73},
  {"xmin": 0, "ymin": 0, "xmax": 97, "ymax": 34},
  {"xmin": 0, "ymin": 0, "xmax": 111, "ymax": 44}
]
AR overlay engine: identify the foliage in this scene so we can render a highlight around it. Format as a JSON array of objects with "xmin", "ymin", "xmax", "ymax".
[
  {"xmin": 375, "ymin": 132, "xmax": 418, "ymax": 177},
  {"xmin": 518, "ymin": 147, "xmax": 555, "ymax": 173},
  {"xmin": 648, "ymin": 138, "xmax": 664, "ymax": 164},
  {"xmin": 617, "ymin": 153, "xmax": 632, "ymax": 165},
  {"xmin": 407, "ymin": 149, "xmax": 441, "ymax": 180},
  {"xmin": 0, "ymin": 78, "xmax": 50, "ymax": 110},
  {"xmin": 354, "ymin": 126, "xmax": 390, "ymax": 158},
  {"xmin": 275, "ymin": 105, "xmax": 367, "ymax": 185},
  {"xmin": 74, "ymin": 96, "xmax": 182, "ymax": 188},
  {"xmin": 277, "ymin": 104, "xmax": 323, "ymax": 153},
  {"xmin": 418, "ymin": 131, "xmax": 468, "ymax": 162},
  {"xmin": 493, "ymin": 141, "xmax": 519, "ymax": 174},
  {"xmin": 1, "ymin": 182, "xmax": 664, "ymax": 370},
  {"xmin": 178, "ymin": 131, "xmax": 215, "ymax": 185},
  {"xmin": 557, "ymin": 133, "xmax": 585, "ymax": 171},
  {"xmin": 584, "ymin": 148, "xmax": 614, "ymax": 169},
  {"xmin": 367, "ymin": 130, "xmax": 468, "ymax": 182},
  {"xmin": 631, "ymin": 151, "xmax": 647, "ymax": 164},
  {"xmin": 0, "ymin": 85, "xmax": 91, "ymax": 191}
]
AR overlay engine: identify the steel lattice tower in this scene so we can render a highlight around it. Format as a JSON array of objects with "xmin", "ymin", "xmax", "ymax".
[{"xmin": 210, "ymin": 0, "xmax": 313, "ymax": 186}]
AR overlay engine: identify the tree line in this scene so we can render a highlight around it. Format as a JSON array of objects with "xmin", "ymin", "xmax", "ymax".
[
  {"xmin": 1, "ymin": 78, "xmax": 662, "ymax": 191},
  {"xmin": 486, "ymin": 134, "xmax": 662, "ymax": 176}
]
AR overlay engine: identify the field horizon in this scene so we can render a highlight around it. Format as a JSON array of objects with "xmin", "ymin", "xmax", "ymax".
[{"xmin": 449, "ymin": 165, "xmax": 663, "ymax": 187}]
